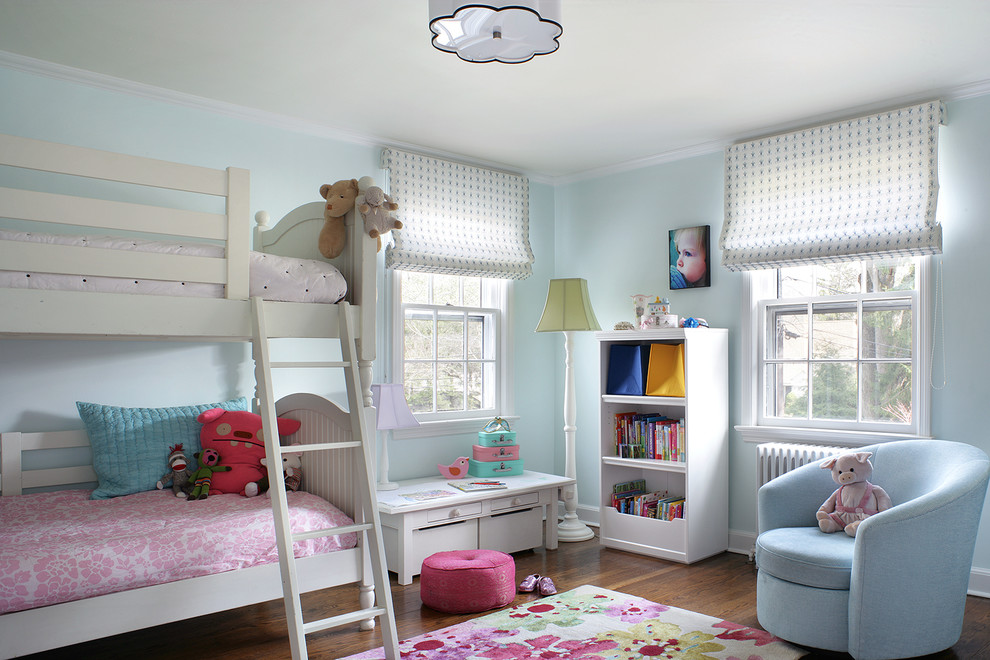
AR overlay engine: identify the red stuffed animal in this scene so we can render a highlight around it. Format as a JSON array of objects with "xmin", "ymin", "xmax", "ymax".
[{"xmin": 196, "ymin": 408, "xmax": 301, "ymax": 496}]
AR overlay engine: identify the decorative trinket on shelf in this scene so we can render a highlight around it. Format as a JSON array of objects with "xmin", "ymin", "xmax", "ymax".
[{"xmin": 631, "ymin": 294, "xmax": 650, "ymax": 328}]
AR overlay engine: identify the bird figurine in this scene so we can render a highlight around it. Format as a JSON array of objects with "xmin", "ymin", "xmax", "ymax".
[{"xmin": 438, "ymin": 456, "xmax": 470, "ymax": 479}]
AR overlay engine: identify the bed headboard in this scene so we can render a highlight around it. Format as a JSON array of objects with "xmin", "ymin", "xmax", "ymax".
[
  {"xmin": 1, "ymin": 394, "xmax": 365, "ymax": 517},
  {"xmin": 254, "ymin": 201, "xmax": 377, "ymax": 364}
]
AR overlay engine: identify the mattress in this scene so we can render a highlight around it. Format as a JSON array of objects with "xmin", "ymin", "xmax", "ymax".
[
  {"xmin": 0, "ymin": 488, "xmax": 358, "ymax": 614},
  {"xmin": 0, "ymin": 230, "xmax": 347, "ymax": 303}
]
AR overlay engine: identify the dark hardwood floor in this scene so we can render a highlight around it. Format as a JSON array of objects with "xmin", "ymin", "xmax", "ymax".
[{"xmin": 21, "ymin": 536, "xmax": 990, "ymax": 659}]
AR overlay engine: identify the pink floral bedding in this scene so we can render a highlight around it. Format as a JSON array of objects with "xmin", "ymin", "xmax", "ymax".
[{"xmin": 0, "ymin": 489, "xmax": 358, "ymax": 615}]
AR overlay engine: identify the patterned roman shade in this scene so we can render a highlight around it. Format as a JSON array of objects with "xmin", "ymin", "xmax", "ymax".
[
  {"xmin": 381, "ymin": 148, "xmax": 534, "ymax": 279},
  {"xmin": 720, "ymin": 101, "xmax": 944, "ymax": 271}
]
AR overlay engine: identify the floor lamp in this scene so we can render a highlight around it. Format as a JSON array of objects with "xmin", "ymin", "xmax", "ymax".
[
  {"xmin": 371, "ymin": 383, "xmax": 420, "ymax": 491},
  {"xmin": 536, "ymin": 278, "xmax": 600, "ymax": 542}
]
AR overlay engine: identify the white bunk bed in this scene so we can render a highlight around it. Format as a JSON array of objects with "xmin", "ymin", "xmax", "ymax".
[{"xmin": 0, "ymin": 134, "xmax": 388, "ymax": 658}]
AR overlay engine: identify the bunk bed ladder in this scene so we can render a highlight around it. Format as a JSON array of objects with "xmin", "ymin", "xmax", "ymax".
[{"xmin": 251, "ymin": 297, "xmax": 399, "ymax": 660}]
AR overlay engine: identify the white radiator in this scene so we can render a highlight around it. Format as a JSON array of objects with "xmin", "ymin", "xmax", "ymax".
[{"xmin": 757, "ymin": 442, "xmax": 851, "ymax": 489}]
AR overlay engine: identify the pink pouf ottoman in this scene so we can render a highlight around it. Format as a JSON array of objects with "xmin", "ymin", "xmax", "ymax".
[{"xmin": 420, "ymin": 549, "xmax": 516, "ymax": 614}]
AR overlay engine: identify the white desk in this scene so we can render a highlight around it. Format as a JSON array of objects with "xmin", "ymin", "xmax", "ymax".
[{"xmin": 376, "ymin": 471, "xmax": 574, "ymax": 585}]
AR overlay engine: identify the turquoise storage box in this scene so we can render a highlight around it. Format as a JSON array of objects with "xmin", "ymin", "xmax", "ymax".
[
  {"xmin": 469, "ymin": 458, "xmax": 524, "ymax": 477},
  {"xmin": 477, "ymin": 430, "xmax": 517, "ymax": 447}
]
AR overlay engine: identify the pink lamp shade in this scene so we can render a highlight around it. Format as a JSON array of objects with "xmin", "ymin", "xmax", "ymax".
[{"xmin": 371, "ymin": 384, "xmax": 420, "ymax": 431}]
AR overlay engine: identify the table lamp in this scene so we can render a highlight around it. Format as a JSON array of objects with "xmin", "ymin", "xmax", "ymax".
[
  {"xmin": 535, "ymin": 278, "xmax": 600, "ymax": 541},
  {"xmin": 371, "ymin": 383, "xmax": 420, "ymax": 491}
]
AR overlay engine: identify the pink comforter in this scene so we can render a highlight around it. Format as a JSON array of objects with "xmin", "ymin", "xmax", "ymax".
[{"xmin": 0, "ymin": 489, "xmax": 357, "ymax": 614}]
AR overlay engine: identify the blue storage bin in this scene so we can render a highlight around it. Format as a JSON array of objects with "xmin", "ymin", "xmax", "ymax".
[{"xmin": 606, "ymin": 344, "xmax": 649, "ymax": 395}]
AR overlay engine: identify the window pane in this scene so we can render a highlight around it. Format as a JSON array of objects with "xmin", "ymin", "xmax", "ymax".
[
  {"xmin": 463, "ymin": 277, "xmax": 481, "ymax": 307},
  {"xmin": 401, "ymin": 272, "xmax": 431, "ymax": 304},
  {"xmin": 404, "ymin": 362, "xmax": 435, "ymax": 413},
  {"xmin": 862, "ymin": 302, "xmax": 912, "ymax": 360},
  {"xmin": 765, "ymin": 363, "xmax": 808, "ymax": 418},
  {"xmin": 467, "ymin": 314, "xmax": 485, "ymax": 360},
  {"xmin": 817, "ymin": 262, "xmax": 860, "ymax": 296},
  {"xmin": 769, "ymin": 309, "xmax": 807, "ymax": 359},
  {"xmin": 865, "ymin": 259, "xmax": 915, "ymax": 293},
  {"xmin": 404, "ymin": 313, "xmax": 434, "ymax": 360},
  {"xmin": 811, "ymin": 362, "xmax": 857, "ymax": 420},
  {"xmin": 437, "ymin": 362, "xmax": 465, "ymax": 411},
  {"xmin": 862, "ymin": 362, "xmax": 912, "ymax": 423},
  {"xmin": 481, "ymin": 362, "xmax": 496, "ymax": 409},
  {"xmin": 433, "ymin": 274, "xmax": 459, "ymax": 306},
  {"xmin": 812, "ymin": 306, "xmax": 857, "ymax": 359},
  {"xmin": 466, "ymin": 362, "xmax": 483, "ymax": 410},
  {"xmin": 437, "ymin": 313, "xmax": 464, "ymax": 360},
  {"xmin": 779, "ymin": 265, "xmax": 815, "ymax": 298}
]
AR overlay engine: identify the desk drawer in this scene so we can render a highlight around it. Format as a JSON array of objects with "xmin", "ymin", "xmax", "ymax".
[
  {"xmin": 426, "ymin": 501, "xmax": 483, "ymax": 523},
  {"xmin": 479, "ymin": 507, "xmax": 543, "ymax": 553},
  {"xmin": 412, "ymin": 519, "xmax": 479, "ymax": 570},
  {"xmin": 490, "ymin": 491, "xmax": 540, "ymax": 512}
]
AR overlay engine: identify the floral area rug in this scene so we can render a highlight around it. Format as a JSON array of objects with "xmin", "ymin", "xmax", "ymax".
[{"xmin": 343, "ymin": 584, "xmax": 805, "ymax": 659}]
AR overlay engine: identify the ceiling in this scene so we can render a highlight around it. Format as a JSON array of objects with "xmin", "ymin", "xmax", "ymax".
[{"xmin": 1, "ymin": 0, "xmax": 989, "ymax": 180}]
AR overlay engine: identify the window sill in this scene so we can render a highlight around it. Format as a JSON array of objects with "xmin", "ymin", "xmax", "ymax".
[
  {"xmin": 736, "ymin": 425, "xmax": 931, "ymax": 447},
  {"xmin": 394, "ymin": 415, "xmax": 520, "ymax": 440}
]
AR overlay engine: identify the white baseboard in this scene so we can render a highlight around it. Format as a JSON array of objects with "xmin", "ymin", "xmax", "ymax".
[{"xmin": 969, "ymin": 567, "xmax": 990, "ymax": 598}]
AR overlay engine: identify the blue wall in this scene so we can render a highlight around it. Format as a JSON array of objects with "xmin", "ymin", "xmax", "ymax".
[
  {"xmin": 553, "ymin": 94, "xmax": 990, "ymax": 572},
  {"xmin": 2, "ymin": 64, "xmax": 989, "ymax": 575},
  {"xmin": 0, "ymin": 65, "xmax": 560, "ymax": 481}
]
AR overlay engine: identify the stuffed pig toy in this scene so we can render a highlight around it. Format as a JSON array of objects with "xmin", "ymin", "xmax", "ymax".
[{"xmin": 816, "ymin": 451, "xmax": 892, "ymax": 537}]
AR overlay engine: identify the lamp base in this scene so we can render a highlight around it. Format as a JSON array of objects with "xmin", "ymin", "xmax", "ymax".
[
  {"xmin": 557, "ymin": 513, "xmax": 595, "ymax": 542},
  {"xmin": 376, "ymin": 481, "xmax": 399, "ymax": 491}
]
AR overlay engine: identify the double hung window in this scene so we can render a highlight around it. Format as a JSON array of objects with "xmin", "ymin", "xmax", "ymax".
[
  {"xmin": 394, "ymin": 271, "xmax": 505, "ymax": 424},
  {"xmin": 756, "ymin": 258, "xmax": 928, "ymax": 437}
]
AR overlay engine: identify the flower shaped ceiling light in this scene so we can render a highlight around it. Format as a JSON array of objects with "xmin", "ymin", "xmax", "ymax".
[{"xmin": 429, "ymin": 1, "xmax": 562, "ymax": 64}]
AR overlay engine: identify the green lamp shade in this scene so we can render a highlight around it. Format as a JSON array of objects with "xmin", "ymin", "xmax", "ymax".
[{"xmin": 535, "ymin": 278, "xmax": 601, "ymax": 332}]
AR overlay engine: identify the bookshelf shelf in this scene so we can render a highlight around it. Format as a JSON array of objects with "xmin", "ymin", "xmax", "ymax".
[
  {"xmin": 601, "ymin": 456, "xmax": 686, "ymax": 473},
  {"xmin": 601, "ymin": 394, "xmax": 687, "ymax": 406},
  {"xmin": 596, "ymin": 328, "xmax": 728, "ymax": 563}
]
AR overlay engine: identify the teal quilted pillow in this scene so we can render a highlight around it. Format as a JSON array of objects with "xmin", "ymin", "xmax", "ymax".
[{"xmin": 77, "ymin": 397, "xmax": 249, "ymax": 500}]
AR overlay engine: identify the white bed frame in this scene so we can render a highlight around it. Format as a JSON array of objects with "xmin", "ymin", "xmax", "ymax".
[
  {"xmin": 0, "ymin": 393, "xmax": 374, "ymax": 658},
  {"xmin": 0, "ymin": 135, "xmax": 383, "ymax": 657},
  {"xmin": 0, "ymin": 133, "xmax": 376, "ymax": 363}
]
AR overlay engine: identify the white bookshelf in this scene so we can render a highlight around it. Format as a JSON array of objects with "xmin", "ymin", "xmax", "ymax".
[{"xmin": 596, "ymin": 329, "xmax": 728, "ymax": 563}]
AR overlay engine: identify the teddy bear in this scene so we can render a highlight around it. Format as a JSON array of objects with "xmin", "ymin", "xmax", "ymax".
[
  {"xmin": 187, "ymin": 448, "xmax": 231, "ymax": 500},
  {"xmin": 357, "ymin": 176, "xmax": 401, "ymax": 252},
  {"xmin": 156, "ymin": 442, "xmax": 193, "ymax": 498},
  {"xmin": 816, "ymin": 451, "xmax": 892, "ymax": 537},
  {"xmin": 196, "ymin": 408, "xmax": 302, "ymax": 496},
  {"xmin": 254, "ymin": 444, "xmax": 304, "ymax": 495},
  {"xmin": 318, "ymin": 178, "xmax": 360, "ymax": 259}
]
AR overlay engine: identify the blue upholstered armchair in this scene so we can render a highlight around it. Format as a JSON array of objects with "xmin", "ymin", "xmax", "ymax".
[{"xmin": 755, "ymin": 439, "xmax": 990, "ymax": 660}]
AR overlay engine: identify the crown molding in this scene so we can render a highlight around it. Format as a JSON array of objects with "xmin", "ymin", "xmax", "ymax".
[
  {"xmin": 3, "ymin": 49, "xmax": 989, "ymax": 188},
  {"xmin": 554, "ymin": 77, "xmax": 990, "ymax": 185},
  {"xmin": 0, "ymin": 50, "xmax": 550, "ymax": 183}
]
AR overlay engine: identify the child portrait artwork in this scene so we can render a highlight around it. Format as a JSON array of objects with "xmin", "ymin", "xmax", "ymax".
[{"xmin": 669, "ymin": 225, "xmax": 711, "ymax": 289}]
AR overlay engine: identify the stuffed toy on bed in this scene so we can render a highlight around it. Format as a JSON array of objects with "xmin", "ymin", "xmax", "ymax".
[
  {"xmin": 257, "ymin": 444, "xmax": 304, "ymax": 494},
  {"xmin": 197, "ymin": 408, "xmax": 302, "ymax": 497},
  {"xmin": 156, "ymin": 443, "xmax": 193, "ymax": 498},
  {"xmin": 816, "ymin": 451, "xmax": 892, "ymax": 537},
  {"xmin": 357, "ymin": 176, "xmax": 401, "ymax": 253},
  {"xmin": 318, "ymin": 178, "xmax": 360, "ymax": 259},
  {"xmin": 187, "ymin": 448, "xmax": 231, "ymax": 500}
]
